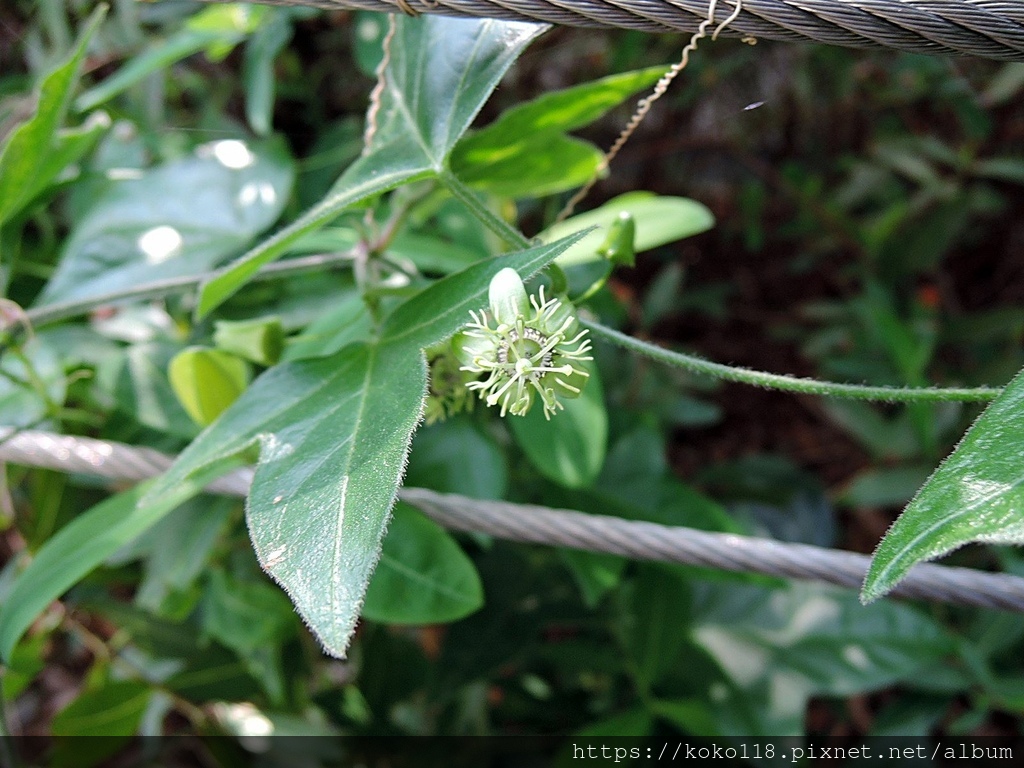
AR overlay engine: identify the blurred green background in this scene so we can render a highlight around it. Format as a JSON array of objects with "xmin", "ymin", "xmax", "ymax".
[{"xmin": 1, "ymin": 0, "xmax": 1023, "ymax": 760}]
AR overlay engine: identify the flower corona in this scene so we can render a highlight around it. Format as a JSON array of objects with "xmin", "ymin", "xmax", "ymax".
[{"xmin": 453, "ymin": 268, "xmax": 593, "ymax": 419}]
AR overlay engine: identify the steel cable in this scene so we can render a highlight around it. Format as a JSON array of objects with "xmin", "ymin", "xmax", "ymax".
[
  {"xmin": 198, "ymin": 0, "xmax": 1024, "ymax": 60},
  {"xmin": 3, "ymin": 429, "xmax": 1024, "ymax": 613}
]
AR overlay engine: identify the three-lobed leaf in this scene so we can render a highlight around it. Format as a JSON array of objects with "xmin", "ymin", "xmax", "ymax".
[
  {"xmin": 196, "ymin": 16, "xmax": 546, "ymax": 318},
  {"xmin": 862, "ymin": 367, "xmax": 1024, "ymax": 603},
  {"xmin": 140, "ymin": 235, "xmax": 583, "ymax": 657}
]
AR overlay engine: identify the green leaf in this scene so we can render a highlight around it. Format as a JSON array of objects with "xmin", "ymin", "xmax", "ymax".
[
  {"xmin": 381, "ymin": 236, "xmax": 583, "ymax": 350},
  {"xmin": 0, "ymin": 6, "xmax": 105, "ymax": 225},
  {"xmin": 838, "ymin": 465, "xmax": 932, "ymax": 508},
  {"xmin": 243, "ymin": 9, "xmax": 293, "ymax": 136},
  {"xmin": 16, "ymin": 111, "xmax": 111, "ymax": 216},
  {"xmin": 693, "ymin": 582, "xmax": 955, "ymax": 700},
  {"xmin": 452, "ymin": 133, "xmax": 603, "ymax": 199},
  {"xmin": 1, "ymin": 635, "xmax": 46, "ymax": 701},
  {"xmin": 624, "ymin": 564, "xmax": 691, "ymax": 688},
  {"xmin": 465, "ymin": 66, "xmax": 667, "ymax": 140},
  {"xmin": 125, "ymin": 496, "xmax": 235, "ymax": 616},
  {"xmin": 508, "ymin": 366, "xmax": 607, "ymax": 488},
  {"xmin": 450, "ymin": 66, "xmax": 665, "ymax": 198},
  {"xmin": 352, "ymin": 12, "xmax": 389, "ymax": 76},
  {"xmin": 141, "ymin": 236, "xmax": 580, "ymax": 657},
  {"xmin": 148, "ymin": 341, "xmax": 427, "ymax": 658},
  {"xmin": 863, "ymin": 367, "xmax": 1024, "ymax": 603},
  {"xmin": 0, "ymin": 336, "xmax": 67, "ymax": 428},
  {"xmin": 385, "ymin": 230, "xmax": 486, "ymax": 274},
  {"xmin": 283, "ymin": 290, "xmax": 372, "ymax": 361},
  {"xmin": 74, "ymin": 5, "xmax": 268, "ymax": 112},
  {"xmin": 202, "ymin": 568, "xmax": 297, "ymax": 654},
  {"xmin": 196, "ymin": 16, "xmax": 545, "ymax": 318},
  {"xmin": 598, "ymin": 428, "xmax": 742, "ymax": 534},
  {"xmin": 367, "ymin": 17, "xmax": 546, "ymax": 169},
  {"xmin": 52, "ymin": 680, "xmax": 150, "ymax": 736},
  {"xmin": 541, "ymin": 192, "xmax": 715, "ymax": 267},
  {"xmin": 405, "ymin": 418, "xmax": 508, "ymax": 499},
  {"xmin": 361, "ymin": 503, "xmax": 483, "ymax": 623},
  {"xmin": 0, "ymin": 477, "xmax": 225, "ymax": 662},
  {"xmin": 98, "ymin": 342, "xmax": 197, "ymax": 440},
  {"xmin": 169, "ymin": 347, "xmax": 250, "ymax": 427},
  {"xmin": 36, "ymin": 136, "xmax": 295, "ymax": 305},
  {"xmin": 974, "ymin": 157, "xmax": 1024, "ymax": 185}
]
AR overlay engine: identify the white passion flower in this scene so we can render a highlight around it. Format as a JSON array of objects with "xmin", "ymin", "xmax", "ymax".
[{"xmin": 453, "ymin": 268, "xmax": 593, "ymax": 420}]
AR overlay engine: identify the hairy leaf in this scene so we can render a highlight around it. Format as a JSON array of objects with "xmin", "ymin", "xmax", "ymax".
[
  {"xmin": 140, "ymin": 236, "xmax": 580, "ymax": 657},
  {"xmin": 863, "ymin": 367, "xmax": 1024, "ymax": 603},
  {"xmin": 196, "ymin": 16, "xmax": 546, "ymax": 318}
]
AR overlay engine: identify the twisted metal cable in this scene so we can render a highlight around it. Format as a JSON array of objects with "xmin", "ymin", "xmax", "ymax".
[
  {"xmin": 3, "ymin": 429, "xmax": 1024, "ymax": 613},
  {"xmin": 202, "ymin": 0, "xmax": 1024, "ymax": 61}
]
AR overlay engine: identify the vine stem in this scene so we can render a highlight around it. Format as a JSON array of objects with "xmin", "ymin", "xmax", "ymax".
[
  {"xmin": 582, "ymin": 319, "xmax": 1003, "ymax": 403},
  {"xmin": 7, "ymin": 237, "xmax": 1003, "ymax": 404},
  {"xmin": 16, "ymin": 251, "xmax": 358, "ymax": 332},
  {"xmin": 441, "ymin": 172, "xmax": 531, "ymax": 250}
]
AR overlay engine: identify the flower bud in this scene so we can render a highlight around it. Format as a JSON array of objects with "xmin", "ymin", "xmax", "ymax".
[{"xmin": 488, "ymin": 268, "xmax": 530, "ymax": 327}]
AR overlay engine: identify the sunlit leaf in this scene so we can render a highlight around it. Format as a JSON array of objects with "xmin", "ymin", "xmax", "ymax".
[
  {"xmin": 37, "ymin": 136, "xmax": 295, "ymax": 305},
  {"xmin": 542, "ymin": 192, "xmax": 714, "ymax": 267},
  {"xmin": 169, "ymin": 347, "xmax": 250, "ymax": 427}
]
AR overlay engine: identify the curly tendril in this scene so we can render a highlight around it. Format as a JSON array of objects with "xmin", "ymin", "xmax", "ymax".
[{"xmin": 453, "ymin": 268, "xmax": 592, "ymax": 419}]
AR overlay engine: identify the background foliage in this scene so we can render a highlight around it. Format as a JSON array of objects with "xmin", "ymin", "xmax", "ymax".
[{"xmin": 1, "ymin": 0, "xmax": 1023, "ymax": 760}]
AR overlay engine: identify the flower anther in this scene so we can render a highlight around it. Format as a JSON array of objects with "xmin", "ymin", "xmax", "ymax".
[{"xmin": 453, "ymin": 268, "xmax": 593, "ymax": 420}]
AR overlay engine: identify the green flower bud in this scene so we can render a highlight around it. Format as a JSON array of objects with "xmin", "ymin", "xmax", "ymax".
[
  {"xmin": 423, "ymin": 341, "xmax": 475, "ymax": 424},
  {"xmin": 488, "ymin": 267, "xmax": 530, "ymax": 327}
]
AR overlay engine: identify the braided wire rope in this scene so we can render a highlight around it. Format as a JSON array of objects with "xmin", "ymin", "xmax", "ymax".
[
  {"xmin": 3, "ymin": 429, "xmax": 1024, "ymax": 613},
  {"xmin": 200, "ymin": 0, "xmax": 1024, "ymax": 61}
]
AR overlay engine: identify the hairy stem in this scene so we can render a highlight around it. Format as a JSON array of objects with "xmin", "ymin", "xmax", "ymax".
[
  {"xmin": 20, "ymin": 251, "xmax": 358, "ymax": 331},
  {"xmin": 583, "ymin": 320, "xmax": 1002, "ymax": 403},
  {"xmin": 440, "ymin": 172, "xmax": 530, "ymax": 250}
]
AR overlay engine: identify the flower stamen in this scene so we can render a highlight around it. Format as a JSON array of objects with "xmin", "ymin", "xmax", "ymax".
[{"xmin": 453, "ymin": 268, "xmax": 593, "ymax": 419}]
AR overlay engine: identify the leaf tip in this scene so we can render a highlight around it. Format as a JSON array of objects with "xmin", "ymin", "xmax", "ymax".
[{"xmin": 195, "ymin": 273, "xmax": 229, "ymax": 321}]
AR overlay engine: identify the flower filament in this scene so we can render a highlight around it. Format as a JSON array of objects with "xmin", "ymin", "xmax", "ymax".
[{"xmin": 458, "ymin": 283, "xmax": 593, "ymax": 419}]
